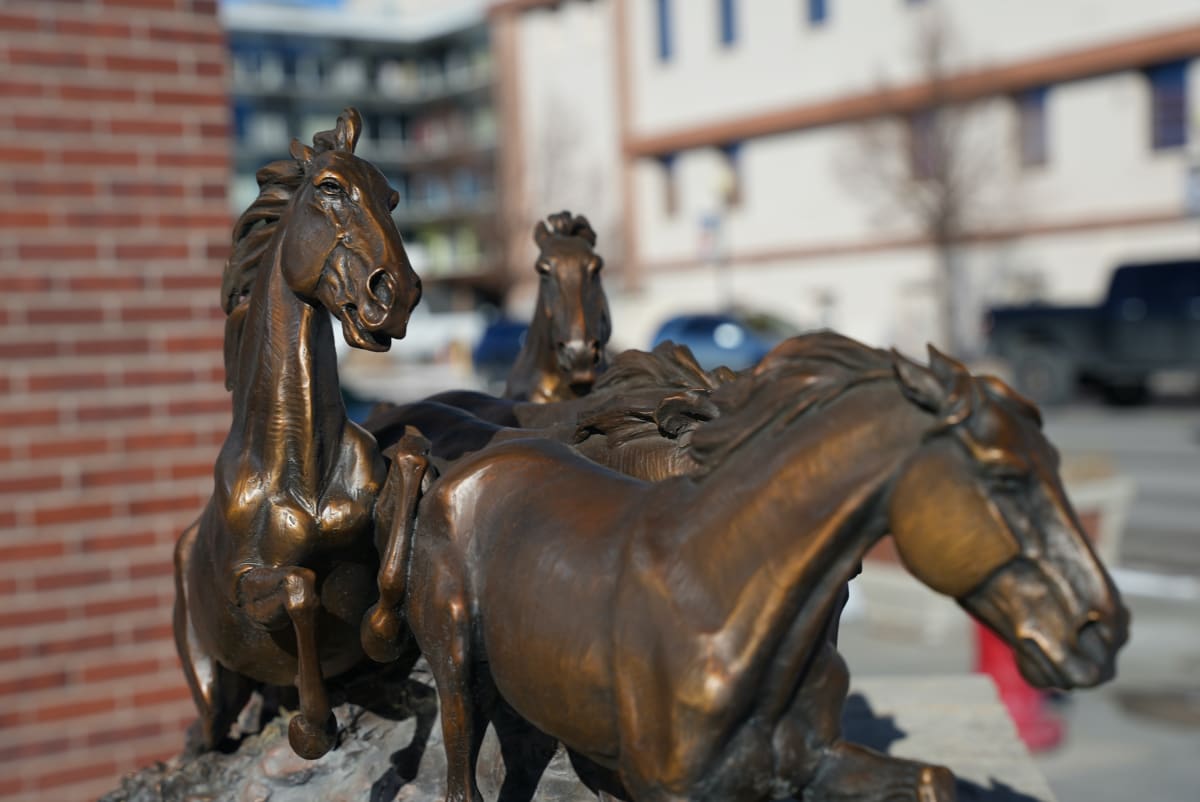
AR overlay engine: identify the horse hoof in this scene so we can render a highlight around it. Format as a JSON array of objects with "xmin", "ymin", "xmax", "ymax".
[
  {"xmin": 361, "ymin": 605, "xmax": 403, "ymax": 663},
  {"xmin": 288, "ymin": 713, "xmax": 337, "ymax": 760}
]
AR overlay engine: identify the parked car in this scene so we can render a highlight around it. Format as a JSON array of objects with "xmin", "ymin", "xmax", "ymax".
[
  {"xmin": 651, "ymin": 311, "xmax": 798, "ymax": 371},
  {"xmin": 472, "ymin": 318, "xmax": 528, "ymax": 391},
  {"xmin": 985, "ymin": 259, "xmax": 1200, "ymax": 404}
]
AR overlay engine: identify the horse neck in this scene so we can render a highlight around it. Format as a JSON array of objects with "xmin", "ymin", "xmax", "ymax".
[
  {"xmin": 507, "ymin": 295, "xmax": 557, "ymax": 397},
  {"xmin": 224, "ymin": 230, "xmax": 345, "ymax": 496},
  {"xmin": 664, "ymin": 380, "xmax": 929, "ymax": 665}
]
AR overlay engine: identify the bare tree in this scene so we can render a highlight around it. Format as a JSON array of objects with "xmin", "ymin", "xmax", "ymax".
[{"xmin": 839, "ymin": 8, "xmax": 998, "ymax": 355}]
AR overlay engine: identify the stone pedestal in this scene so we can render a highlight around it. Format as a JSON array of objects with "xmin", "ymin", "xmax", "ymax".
[{"xmin": 102, "ymin": 672, "xmax": 1055, "ymax": 802}]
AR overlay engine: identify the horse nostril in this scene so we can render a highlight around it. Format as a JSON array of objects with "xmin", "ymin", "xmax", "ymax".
[
  {"xmin": 1076, "ymin": 621, "xmax": 1111, "ymax": 664},
  {"xmin": 589, "ymin": 341, "xmax": 601, "ymax": 364},
  {"xmin": 367, "ymin": 269, "xmax": 394, "ymax": 307}
]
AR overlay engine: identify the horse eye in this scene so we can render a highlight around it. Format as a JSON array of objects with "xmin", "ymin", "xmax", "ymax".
[
  {"xmin": 588, "ymin": 258, "xmax": 603, "ymax": 274},
  {"xmin": 319, "ymin": 179, "xmax": 344, "ymax": 196},
  {"xmin": 535, "ymin": 260, "xmax": 551, "ymax": 275}
]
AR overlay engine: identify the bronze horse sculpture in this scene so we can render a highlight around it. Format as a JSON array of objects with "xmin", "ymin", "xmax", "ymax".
[
  {"xmin": 174, "ymin": 109, "xmax": 422, "ymax": 760},
  {"xmin": 400, "ymin": 334, "xmax": 1128, "ymax": 802},
  {"xmin": 504, "ymin": 211, "xmax": 611, "ymax": 402}
]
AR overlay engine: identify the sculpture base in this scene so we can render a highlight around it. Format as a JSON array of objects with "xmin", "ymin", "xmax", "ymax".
[{"xmin": 101, "ymin": 672, "xmax": 1056, "ymax": 802}]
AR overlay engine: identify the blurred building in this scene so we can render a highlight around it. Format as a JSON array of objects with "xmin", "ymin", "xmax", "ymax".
[
  {"xmin": 224, "ymin": 0, "xmax": 508, "ymax": 309},
  {"xmin": 492, "ymin": 0, "xmax": 1200, "ymax": 354}
]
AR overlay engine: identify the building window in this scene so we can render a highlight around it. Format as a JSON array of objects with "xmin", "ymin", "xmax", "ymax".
[
  {"xmin": 908, "ymin": 111, "xmax": 937, "ymax": 179},
  {"xmin": 659, "ymin": 153, "xmax": 678, "ymax": 216},
  {"xmin": 718, "ymin": 0, "xmax": 737, "ymax": 47},
  {"xmin": 807, "ymin": 0, "xmax": 828, "ymax": 26},
  {"xmin": 1147, "ymin": 61, "xmax": 1188, "ymax": 150},
  {"xmin": 656, "ymin": 0, "xmax": 673, "ymax": 62},
  {"xmin": 1016, "ymin": 86, "xmax": 1048, "ymax": 167},
  {"xmin": 719, "ymin": 142, "xmax": 742, "ymax": 208}
]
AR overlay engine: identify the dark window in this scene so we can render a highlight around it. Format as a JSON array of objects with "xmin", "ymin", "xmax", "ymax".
[
  {"xmin": 908, "ymin": 111, "xmax": 937, "ymax": 179},
  {"xmin": 659, "ymin": 153, "xmax": 678, "ymax": 216},
  {"xmin": 1016, "ymin": 86, "xmax": 1049, "ymax": 167},
  {"xmin": 1147, "ymin": 61, "xmax": 1188, "ymax": 150},
  {"xmin": 719, "ymin": 0, "xmax": 736, "ymax": 46},
  {"xmin": 656, "ymin": 0, "xmax": 673, "ymax": 62},
  {"xmin": 719, "ymin": 141, "xmax": 742, "ymax": 207},
  {"xmin": 807, "ymin": 0, "xmax": 828, "ymax": 26}
]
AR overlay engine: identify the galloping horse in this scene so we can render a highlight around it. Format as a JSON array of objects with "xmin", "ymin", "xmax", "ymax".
[
  {"xmin": 503, "ymin": 211, "xmax": 611, "ymax": 402},
  {"xmin": 404, "ymin": 333, "xmax": 1128, "ymax": 802},
  {"xmin": 174, "ymin": 109, "xmax": 422, "ymax": 760}
]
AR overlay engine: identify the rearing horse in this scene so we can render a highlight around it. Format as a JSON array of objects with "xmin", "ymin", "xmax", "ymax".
[
  {"xmin": 404, "ymin": 333, "xmax": 1127, "ymax": 802},
  {"xmin": 504, "ymin": 211, "xmax": 611, "ymax": 402},
  {"xmin": 174, "ymin": 109, "xmax": 421, "ymax": 760}
]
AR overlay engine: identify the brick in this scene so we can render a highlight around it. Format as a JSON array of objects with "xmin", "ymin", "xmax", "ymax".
[
  {"xmin": 59, "ymin": 84, "xmax": 139, "ymax": 103},
  {"xmin": 0, "ymin": 473, "xmax": 62, "ymax": 494},
  {"xmin": 12, "ymin": 113, "xmax": 95, "ymax": 134},
  {"xmin": 33, "ymin": 567, "xmax": 112, "ymax": 591},
  {"xmin": 18, "ymin": 243, "xmax": 98, "ymax": 261},
  {"xmin": 59, "ymin": 145, "xmax": 141, "ymax": 165},
  {"xmin": 0, "ymin": 78, "xmax": 44, "ymax": 97},
  {"xmin": 206, "ymin": 240, "xmax": 232, "ymax": 259},
  {"xmin": 81, "ymin": 465, "xmax": 157, "ymax": 488},
  {"xmin": 148, "ymin": 24, "xmax": 223, "ymax": 45},
  {"xmin": 153, "ymin": 150, "xmax": 229, "ymax": 169},
  {"xmin": 54, "ymin": 18, "xmax": 134, "ymax": 39},
  {"xmin": 105, "ymin": 53, "xmax": 182, "ymax": 74},
  {"xmin": 0, "ymin": 340, "xmax": 60, "ymax": 360},
  {"xmin": 33, "ymin": 501, "xmax": 113, "ymax": 526},
  {"xmin": 29, "ymin": 436, "xmax": 110, "ymax": 460},
  {"xmin": 0, "ymin": 670, "xmax": 68, "ymax": 697},
  {"xmin": 84, "ymin": 593, "xmax": 159, "ymax": 619},
  {"xmin": 0, "ymin": 539, "xmax": 66, "ymax": 562},
  {"xmin": 85, "ymin": 720, "xmax": 163, "ymax": 748},
  {"xmin": 129, "ymin": 493, "xmax": 205, "ymax": 517},
  {"xmin": 120, "ymin": 367, "xmax": 196, "ymax": 387},
  {"xmin": 156, "ymin": 212, "xmax": 232, "ymax": 229},
  {"xmin": 36, "ymin": 631, "xmax": 116, "ymax": 657},
  {"xmin": 0, "ymin": 606, "xmax": 69, "ymax": 630},
  {"xmin": 163, "ymin": 334, "xmax": 223, "ymax": 353},
  {"xmin": 0, "ymin": 10, "xmax": 42, "ymax": 33},
  {"xmin": 115, "ymin": 242, "xmax": 189, "ymax": 260},
  {"xmin": 132, "ymin": 621, "xmax": 174, "ymax": 643},
  {"xmin": 7, "ymin": 48, "xmax": 88, "ymax": 70},
  {"xmin": 195, "ymin": 59, "xmax": 224, "ymax": 78},
  {"xmin": 34, "ymin": 758, "xmax": 118, "ymax": 789},
  {"xmin": 71, "ymin": 336, "xmax": 150, "ymax": 356},
  {"xmin": 11, "ymin": 178, "xmax": 96, "ymax": 197},
  {"xmin": 0, "ymin": 645, "xmax": 23, "ymax": 662},
  {"xmin": 0, "ymin": 406, "xmax": 59, "ymax": 428},
  {"xmin": 82, "ymin": 530, "xmax": 157, "ymax": 552},
  {"xmin": 170, "ymin": 461, "xmax": 213, "ymax": 480},
  {"xmin": 152, "ymin": 89, "xmax": 227, "ymax": 107},
  {"xmin": 123, "ymin": 429, "xmax": 199, "ymax": 451},
  {"xmin": 0, "ymin": 736, "xmax": 71, "ymax": 763},
  {"xmin": 104, "ymin": 0, "xmax": 182, "ymax": 10},
  {"xmin": 76, "ymin": 402, "xmax": 153, "ymax": 423},
  {"xmin": 0, "ymin": 274, "xmax": 52, "ymax": 291},
  {"xmin": 26, "ymin": 306, "xmax": 106, "ymax": 325},
  {"xmin": 168, "ymin": 397, "xmax": 229, "ymax": 416},
  {"xmin": 0, "ymin": 210, "xmax": 51, "ymax": 227},
  {"xmin": 110, "ymin": 118, "xmax": 186, "ymax": 137},
  {"xmin": 129, "ymin": 559, "xmax": 174, "ymax": 580},
  {"xmin": 109, "ymin": 180, "xmax": 185, "ymax": 198},
  {"xmin": 132, "ymin": 684, "xmax": 191, "ymax": 708},
  {"xmin": 83, "ymin": 657, "xmax": 161, "ymax": 683},
  {"xmin": 120, "ymin": 304, "xmax": 197, "ymax": 323},
  {"xmin": 68, "ymin": 272, "xmax": 145, "ymax": 290},
  {"xmin": 27, "ymin": 370, "xmax": 108, "ymax": 392},
  {"xmin": 0, "ymin": 146, "xmax": 47, "ymax": 166}
]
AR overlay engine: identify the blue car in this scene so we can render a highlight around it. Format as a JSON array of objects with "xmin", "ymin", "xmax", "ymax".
[{"xmin": 651, "ymin": 312, "xmax": 796, "ymax": 371}]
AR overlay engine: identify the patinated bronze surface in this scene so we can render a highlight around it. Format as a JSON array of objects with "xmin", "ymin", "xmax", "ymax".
[
  {"xmin": 397, "ymin": 334, "xmax": 1128, "ymax": 802},
  {"xmin": 503, "ymin": 211, "xmax": 611, "ymax": 402},
  {"xmin": 173, "ymin": 108, "xmax": 421, "ymax": 760}
]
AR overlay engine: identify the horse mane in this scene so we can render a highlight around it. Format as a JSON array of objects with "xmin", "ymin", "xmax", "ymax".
[
  {"xmin": 688, "ymin": 331, "xmax": 895, "ymax": 470},
  {"xmin": 540, "ymin": 210, "xmax": 596, "ymax": 247},
  {"xmin": 574, "ymin": 342, "xmax": 735, "ymax": 447}
]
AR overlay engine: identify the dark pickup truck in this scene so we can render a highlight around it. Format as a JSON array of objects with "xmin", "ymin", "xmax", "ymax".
[{"xmin": 986, "ymin": 259, "xmax": 1200, "ymax": 404}]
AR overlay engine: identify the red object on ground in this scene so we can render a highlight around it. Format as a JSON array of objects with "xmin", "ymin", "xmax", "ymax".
[{"xmin": 975, "ymin": 623, "xmax": 1064, "ymax": 752}]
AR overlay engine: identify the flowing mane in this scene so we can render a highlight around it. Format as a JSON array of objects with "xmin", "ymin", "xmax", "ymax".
[
  {"xmin": 541, "ymin": 210, "xmax": 596, "ymax": 245},
  {"xmin": 220, "ymin": 159, "xmax": 304, "ymax": 315},
  {"xmin": 689, "ymin": 331, "xmax": 894, "ymax": 469},
  {"xmin": 574, "ymin": 342, "xmax": 734, "ymax": 448}
]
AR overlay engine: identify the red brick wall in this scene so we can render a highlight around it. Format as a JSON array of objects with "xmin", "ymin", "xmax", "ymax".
[{"xmin": 0, "ymin": 2, "xmax": 230, "ymax": 799}]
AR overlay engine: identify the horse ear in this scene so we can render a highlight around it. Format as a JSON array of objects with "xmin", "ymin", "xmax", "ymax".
[
  {"xmin": 574, "ymin": 215, "xmax": 597, "ymax": 246},
  {"xmin": 335, "ymin": 107, "xmax": 362, "ymax": 153},
  {"xmin": 654, "ymin": 390, "xmax": 719, "ymax": 439},
  {"xmin": 289, "ymin": 138, "xmax": 314, "ymax": 167},
  {"xmin": 534, "ymin": 220, "xmax": 551, "ymax": 249},
  {"xmin": 892, "ymin": 349, "xmax": 945, "ymax": 412},
  {"xmin": 928, "ymin": 344, "xmax": 968, "ymax": 386}
]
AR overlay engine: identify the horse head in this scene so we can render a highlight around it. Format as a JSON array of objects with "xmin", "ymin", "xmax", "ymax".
[
  {"xmin": 280, "ymin": 108, "xmax": 421, "ymax": 352},
  {"xmin": 532, "ymin": 211, "xmax": 611, "ymax": 393},
  {"xmin": 886, "ymin": 346, "xmax": 1128, "ymax": 690}
]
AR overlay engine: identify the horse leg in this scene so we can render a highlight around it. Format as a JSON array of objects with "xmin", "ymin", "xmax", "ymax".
[
  {"xmin": 482, "ymin": 693, "xmax": 559, "ymax": 802},
  {"xmin": 174, "ymin": 522, "xmax": 255, "ymax": 751},
  {"xmin": 804, "ymin": 742, "xmax": 956, "ymax": 802},
  {"xmin": 362, "ymin": 427, "xmax": 433, "ymax": 663},
  {"xmin": 280, "ymin": 567, "xmax": 338, "ymax": 759}
]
